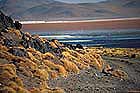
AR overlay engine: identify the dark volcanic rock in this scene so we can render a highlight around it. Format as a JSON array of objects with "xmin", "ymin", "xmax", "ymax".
[
  {"xmin": 0, "ymin": 11, "xmax": 84, "ymax": 54},
  {"xmin": 8, "ymin": 47, "xmax": 29, "ymax": 57},
  {"xmin": 64, "ymin": 43, "xmax": 76, "ymax": 50},
  {"xmin": 21, "ymin": 33, "xmax": 51, "ymax": 53},
  {"xmin": 3, "ymin": 38, "xmax": 18, "ymax": 47},
  {"xmin": 0, "ymin": 11, "xmax": 52, "ymax": 53},
  {"xmin": 76, "ymin": 44, "xmax": 84, "ymax": 49},
  {"xmin": 14, "ymin": 21, "xmax": 22, "ymax": 30},
  {"xmin": 0, "ymin": 11, "xmax": 22, "ymax": 31},
  {"xmin": 0, "ymin": 11, "xmax": 15, "ymax": 30}
]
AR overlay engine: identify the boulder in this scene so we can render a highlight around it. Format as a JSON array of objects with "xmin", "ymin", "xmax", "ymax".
[
  {"xmin": 0, "ymin": 11, "xmax": 15, "ymax": 29},
  {"xmin": 8, "ymin": 47, "xmax": 29, "ymax": 57},
  {"xmin": 76, "ymin": 44, "xmax": 84, "ymax": 49},
  {"xmin": 14, "ymin": 21, "xmax": 22, "ymax": 30}
]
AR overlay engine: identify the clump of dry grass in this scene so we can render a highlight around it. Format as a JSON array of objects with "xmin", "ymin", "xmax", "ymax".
[
  {"xmin": 61, "ymin": 58, "xmax": 80, "ymax": 73},
  {"xmin": 33, "ymin": 69, "xmax": 49, "ymax": 80}
]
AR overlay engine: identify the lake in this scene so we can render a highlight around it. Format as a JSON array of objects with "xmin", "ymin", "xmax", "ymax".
[{"xmin": 29, "ymin": 29, "xmax": 140, "ymax": 48}]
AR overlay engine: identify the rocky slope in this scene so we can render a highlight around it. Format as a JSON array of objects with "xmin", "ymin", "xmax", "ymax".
[
  {"xmin": 0, "ymin": 0, "xmax": 140, "ymax": 20},
  {"xmin": 0, "ymin": 11, "xmax": 127, "ymax": 92}
]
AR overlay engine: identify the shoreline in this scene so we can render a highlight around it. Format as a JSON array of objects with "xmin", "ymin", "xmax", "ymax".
[
  {"xmin": 22, "ymin": 18, "xmax": 140, "ymax": 31},
  {"xmin": 21, "ymin": 17, "xmax": 140, "ymax": 24}
]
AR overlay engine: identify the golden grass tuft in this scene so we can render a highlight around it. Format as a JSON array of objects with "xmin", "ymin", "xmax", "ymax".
[
  {"xmin": 0, "ymin": 70, "xmax": 15, "ymax": 80},
  {"xmin": 40, "ymin": 88, "xmax": 64, "ymax": 93},
  {"xmin": 0, "ymin": 51, "xmax": 15, "ymax": 61},
  {"xmin": 111, "ymin": 69, "xmax": 128, "ymax": 79},
  {"xmin": 15, "ymin": 86, "xmax": 30, "ymax": 93},
  {"xmin": 43, "ymin": 60, "xmax": 58, "ymax": 70},
  {"xmin": 53, "ymin": 40, "xmax": 64, "ymax": 47},
  {"xmin": 29, "ymin": 88, "xmax": 40, "ymax": 93},
  {"xmin": 12, "ymin": 77, "xmax": 24, "ymax": 87},
  {"xmin": 0, "ymin": 64, "xmax": 17, "ymax": 79},
  {"xmin": 27, "ymin": 52, "xmax": 37, "ymax": 61},
  {"xmin": 39, "ymin": 81, "xmax": 49, "ymax": 89},
  {"xmin": 7, "ymin": 81, "xmax": 18, "ymax": 88},
  {"xmin": 50, "ymin": 42, "xmax": 58, "ymax": 48},
  {"xmin": 92, "ymin": 56, "xmax": 104, "ymax": 72},
  {"xmin": 56, "ymin": 65, "xmax": 67, "ymax": 77},
  {"xmin": 0, "ymin": 44, "xmax": 8, "ymax": 51},
  {"xmin": 27, "ymin": 48, "xmax": 42, "ymax": 61},
  {"xmin": 43, "ymin": 60, "xmax": 67, "ymax": 77},
  {"xmin": 61, "ymin": 58, "xmax": 80, "ymax": 73},
  {"xmin": 0, "ymin": 86, "xmax": 16, "ymax": 93},
  {"xmin": 43, "ymin": 52, "xmax": 55, "ymax": 59},
  {"xmin": 33, "ymin": 69, "xmax": 49, "ymax": 80},
  {"xmin": 18, "ymin": 66, "xmax": 33, "ymax": 77},
  {"xmin": 8, "ymin": 28, "xmax": 22, "ymax": 39},
  {"xmin": 51, "ymin": 71, "xmax": 58, "ymax": 79}
]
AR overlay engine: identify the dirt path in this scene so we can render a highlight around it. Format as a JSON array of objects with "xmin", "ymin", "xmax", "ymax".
[{"xmin": 48, "ymin": 56, "xmax": 140, "ymax": 93}]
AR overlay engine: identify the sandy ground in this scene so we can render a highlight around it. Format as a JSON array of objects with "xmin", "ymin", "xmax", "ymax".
[
  {"xmin": 22, "ymin": 19, "xmax": 140, "ymax": 31},
  {"xmin": 48, "ymin": 48, "xmax": 140, "ymax": 93}
]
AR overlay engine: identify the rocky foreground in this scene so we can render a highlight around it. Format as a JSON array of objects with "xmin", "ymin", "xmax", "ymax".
[
  {"xmin": 0, "ymin": 11, "xmax": 139, "ymax": 93},
  {"xmin": 48, "ymin": 48, "xmax": 140, "ymax": 93}
]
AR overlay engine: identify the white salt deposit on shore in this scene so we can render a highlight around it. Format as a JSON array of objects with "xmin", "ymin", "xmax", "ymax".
[{"xmin": 20, "ymin": 17, "xmax": 140, "ymax": 24}]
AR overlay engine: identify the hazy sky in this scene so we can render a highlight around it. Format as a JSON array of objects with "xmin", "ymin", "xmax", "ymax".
[{"xmin": 56, "ymin": 0, "xmax": 107, "ymax": 3}]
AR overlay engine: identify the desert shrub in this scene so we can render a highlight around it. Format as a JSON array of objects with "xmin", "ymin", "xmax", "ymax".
[
  {"xmin": 43, "ymin": 60, "xmax": 67, "ymax": 77},
  {"xmin": 0, "ymin": 44, "xmax": 8, "ymax": 51},
  {"xmin": 43, "ymin": 52, "xmax": 55, "ymax": 59},
  {"xmin": 0, "ymin": 51, "xmax": 15, "ymax": 61},
  {"xmin": 43, "ymin": 60, "xmax": 58, "ymax": 70},
  {"xmin": 62, "ymin": 51, "xmax": 78, "ymax": 61},
  {"xmin": 93, "ymin": 56, "xmax": 104, "ymax": 72},
  {"xmin": 56, "ymin": 65, "xmax": 67, "ymax": 77},
  {"xmin": 40, "ymin": 88, "xmax": 64, "ymax": 93},
  {"xmin": 0, "ymin": 64, "xmax": 16, "ymax": 77},
  {"xmin": 53, "ymin": 39, "xmax": 63, "ymax": 47},
  {"xmin": 33, "ymin": 69, "xmax": 49, "ymax": 80},
  {"xmin": 61, "ymin": 59, "xmax": 79, "ymax": 73},
  {"xmin": 10, "ymin": 29, "xmax": 22, "ymax": 39},
  {"xmin": 0, "ymin": 86, "xmax": 16, "ymax": 93},
  {"xmin": 7, "ymin": 81, "xmax": 18, "ymax": 88},
  {"xmin": 24, "ymin": 59, "xmax": 38, "ymax": 70},
  {"xmin": 111, "ymin": 69, "xmax": 128, "ymax": 79},
  {"xmin": 74, "ymin": 62, "xmax": 88, "ymax": 70},
  {"xmin": 50, "ymin": 42, "xmax": 58, "ymax": 48},
  {"xmin": 17, "ymin": 60, "xmax": 35, "ymax": 77},
  {"xmin": 7, "ymin": 81, "xmax": 28, "ymax": 92},
  {"xmin": 12, "ymin": 77, "xmax": 24, "ymax": 87},
  {"xmin": 16, "ymin": 86, "xmax": 30, "ymax": 93},
  {"xmin": 0, "ymin": 58, "xmax": 9, "ymax": 64},
  {"xmin": 0, "ymin": 70, "xmax": 15, "ymax": 80},
  {"xmin": 50, "ymin": 71, "xmax": 58, "ymax": 78},
  {"xmin": 29, "ymin": 88, "xmax": 40, "ymax": 93},
  {"xmin": 79, "ymin": 51, "xmax": 105, "ymax": 72},
  {"xmin": 27, "ymin": 48, "xmax": 42, "ymax": 60}
]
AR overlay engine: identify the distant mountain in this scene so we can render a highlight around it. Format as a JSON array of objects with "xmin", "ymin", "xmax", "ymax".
[{"xmin": 0, "ymin": 0, "xmax": 140, "ymax": 20}]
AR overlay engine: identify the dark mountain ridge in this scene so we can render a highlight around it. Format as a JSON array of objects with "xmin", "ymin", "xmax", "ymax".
[{"xmin": 0, "ymin": 0, "xmax": 140, "ymax": 20}]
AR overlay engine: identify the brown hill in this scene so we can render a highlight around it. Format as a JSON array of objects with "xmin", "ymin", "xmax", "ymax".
[{"xmin": 0, "ymin": 0, "xmax": 140, "ymax": 20}]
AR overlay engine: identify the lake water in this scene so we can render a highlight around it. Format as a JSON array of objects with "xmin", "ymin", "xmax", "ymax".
[{"xmin": 30, "ymin": 29, "xmax": 140, "ymax": 48}]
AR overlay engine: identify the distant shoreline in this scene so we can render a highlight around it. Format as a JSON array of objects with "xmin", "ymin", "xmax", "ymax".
[
  {"xmin": 21, "ymin": 17, "xmax": 140, "ymax": 24},
  {"xmin": 22, "ymin": 18, "xmax": 140, "ymax": 31}
]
